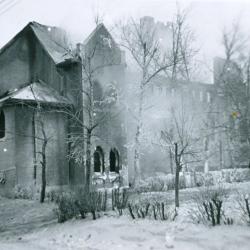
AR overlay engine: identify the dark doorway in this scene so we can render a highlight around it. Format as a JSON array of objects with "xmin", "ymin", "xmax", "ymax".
[
  {"xmin": 0, "ymin": 110, "xmax": 5, "ymax": 139},
  {"xmin": 94, "ymin": 146, "xmax": 104, "ymax": 173},
  {"xmin": 109, "ymin": 148, "xmax": 119, "ymax": 173}
]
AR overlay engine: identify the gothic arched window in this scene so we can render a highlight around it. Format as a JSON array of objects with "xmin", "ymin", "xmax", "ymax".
[
  {"xmin": 109, "ymin": 148, "xmax": 120, "ymax": 173},
  {"xmin": 94, "ymin": 146, "xmax": 104, "ymax": 173}
]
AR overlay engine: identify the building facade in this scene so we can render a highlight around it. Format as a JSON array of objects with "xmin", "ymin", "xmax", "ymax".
[{"xmin": 0, "ymin": 21, "xmax": 127, "ymax": 196}]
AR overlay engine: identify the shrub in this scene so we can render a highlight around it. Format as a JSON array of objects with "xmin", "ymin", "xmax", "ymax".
[
  {"xmin": 133, "ymin": 175, "xmax": 176, "ymax": 193},
  {"xmin": 222, "ymin": 170, "xmax": 231, "ymax": 183},
  {"xmin": 204, "ymin": 173, "xmax": 214, "ymax": 186},
  {"xmin": 150, "ymin": 178, "xmax": 165, "ymax": 192},
  {"xmin": 133, "ymin": 180, "xmax": 152, "ymax": 193},
  {"xmin": 238, "ymin": 194, "xmax": 250, "ymax": 225},
  {"xmin": 46, "ymin": 189, "xmax": 61, "ymax": 203},
  {"xmin": 179, "ymin": 174, "xmax": 186, "ymax": 189},
  {"xmin": 191, "ymin": 186, "xmax": 231, "ymax": 226},
  {"xmin": 74, "ymin": 187, "xmax": 107, "ymax": 220},
  {"xmin": 112, "ymin": 188, "xmax": 129, "ymax": 215},
  {"xmin": 74, "ymin": 187, "xmax": 88, "ymax": 219},
  {"xmin": 55, "ymin": 187, "xmax": 108, "ymax": 223},
  {"xmin": 55, "ymin": 192, "xmax": 78, "ymax": 223},
  {"xmin": 151, "ymin": 202, "xmax": 175, "ymax": 220},
  {"xmin": 85, "ymin": 190, "xmax": 105, "ymax": 220},
  {"xmin": 127, "ymin": 200, "xmax": 176, "ymax": 221},
  {"xmin": 166, "ymin": 175, "xmax": 175, "ymax": 190},
  {"xmin": 14, "ymin": 185, "xmax": 33, "ymax": 199},
  {"xmin": 194, "ymin": 172, "xmax": 204, "ymax": 187}
]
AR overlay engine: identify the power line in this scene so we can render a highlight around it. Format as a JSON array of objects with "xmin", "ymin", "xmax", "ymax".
[
  {"xmin": 0, "ymin": 0, "xmax": 11, "ymax": 6},
  {"xmin": 0, "ymin": 0, "xmax": 21, "ymax": 17},
  {"xmin": 0, "ymin": 0, "xmax": 15, "ymax": 9}
]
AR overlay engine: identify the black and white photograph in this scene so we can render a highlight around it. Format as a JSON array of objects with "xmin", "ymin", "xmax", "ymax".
[{"xmin": 0, "ymin": 0, "xmax": 250, "ymax": 249}]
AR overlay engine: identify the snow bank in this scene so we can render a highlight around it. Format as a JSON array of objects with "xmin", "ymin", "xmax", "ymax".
[{"xmin": 139, "ymin": 168, "xmax": 250, "ymax": 193}]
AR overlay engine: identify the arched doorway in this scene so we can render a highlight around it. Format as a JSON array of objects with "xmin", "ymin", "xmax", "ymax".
[
  {"xmin": 109, "ymin": 148, "xmax": 119, "ymax": 173},
  {"xmin": 0, "ymin": 110, "xmax": 5, "ymax": 139},
  {"xmin": 94, "ymin": 146, "xmax": 104, "ymax": 173}
]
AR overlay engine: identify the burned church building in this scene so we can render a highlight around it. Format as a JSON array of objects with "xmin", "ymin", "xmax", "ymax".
[{"xmin": 0, "ymin": 21, "xmax": 127, "ymax": 196}]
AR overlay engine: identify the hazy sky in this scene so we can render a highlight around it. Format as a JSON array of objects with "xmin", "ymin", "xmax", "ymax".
[{"xmin": 1, "ymin": 0, "xmax": 250, "ymax": 81}]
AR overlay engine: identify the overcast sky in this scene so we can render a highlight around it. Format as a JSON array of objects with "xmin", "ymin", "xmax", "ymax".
[{"xmin": 1, "ymin": 0, "xmax": 250, "ymax": 82}]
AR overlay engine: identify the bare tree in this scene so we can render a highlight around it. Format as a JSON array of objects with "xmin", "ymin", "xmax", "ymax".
[
  {"xmin": 168, "ymin": 6, "xmax": 197, "ymax": 81},
  {"xmin": 35, "ymin": 107, "xmax": 49, "ymax": 203},
  {"xmin": 29, "ymin": 86, "xmax": 57, "ymax": 203},
  {"xmin": 63, "ymin": 27, "xmax": 122, "ymax": 192},
  {"xmin": 8, "ymin": 85, "xmax": 57, "ymax": 203},
  {"xmin": 117, "ymin": 6, "xmax": 197, "ymax": 184},
  {"xmin": 118, "ymin": 18, "xmax": 175, "ymax": 184},
  {"xmin": 222, "ymin": 21, "xmax": 246, "ymax": 62},
  {"xmin": 161, "ymin": 107, "xmax": 200, "ymax": 207},
  {"xmin": 213, "ymin": 21, "xmax": 250, "ymax": 167}
]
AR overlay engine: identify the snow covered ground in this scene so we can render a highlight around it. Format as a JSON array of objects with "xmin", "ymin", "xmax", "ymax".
[
  {"xmin": 0, "ymin": 215, "xmax": 250, "ymax": 250},
  {"xmin": 0, "ymin": 196, "xmax": 56, "ymax": 238},
  {"xmin": 0, "ymin": 182, "xmax": 250, "ymax": 250}
]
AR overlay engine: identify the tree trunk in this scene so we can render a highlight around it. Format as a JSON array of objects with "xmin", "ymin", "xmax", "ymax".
[
  {"xmin": 169, "ymin": 148, "xmax": 174, "ymax": 174},
  {"xmin": 175, "ymin": 164, "xmax": 180, "ymax": 208},
  {"xmin": 134, "ymin": 125, "xmax": 141, "ymax": 183},
  {"xmin": 133, "ymin": 85, "xmax": 144, "ymax": 184},
  {"xmin": 174, "ymin": 143, "xmax": 180, "ymax": 208},
  {"xmin": 40, "ymin": 139, "xmax": 47, "ymax": 203},
  {"xmin": 32, "ymin": 113, "xmax": 37, "ymax": 186},
  {"xmin": 85, "ymin": 129, "xmax": 92, "ymax": 193}
]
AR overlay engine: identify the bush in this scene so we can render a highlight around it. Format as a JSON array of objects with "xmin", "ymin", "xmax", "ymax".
[
  {"xmin": 14, "ymin": 185, "xmax": 33, "ymax": 199},
  {"xmin": 127, "ymin": 198, "xmax": 176, "ymax": 221},
  {"xmin": 204, "ymin": 173, "xmax": 214, "ymax": 186},
  {"xmin": 74, "ymin": 187, "xmax": 108, "ymax": 220},
  {"xmin": 222, "ymin": 170, "xmax": 231, "ymax": 183},
  {"xmin": 46, "ymin": 189, "xmax": 61, "ymax": 203},
  {"xmin": 165, "ymin": 175, "xmax": 175, "ymax": 190},
  {"xmin": 133, "ymin": 175, "xmax": 179, "ymax": 193},
  {"xmin": 83, "ymin": 189, "xmax": 107, "ymax": 220},
  {"xmin": 55, "ymin": 192, "xmax": 78, "ymax": 223},
  {"xmin": 55, "ymin": 187, "xmax": 108, "ymax": 223},
  {"xmin": 112, "ymin": 188, "xmax": 129, "ymax": 215},
  {"xmin": 133, "ymin": 180, "xmax": 152, "ymax": 193},
  {"xmin": 179, "ymin": 174, "xmax": 186, "ymax": 189},
  {"xmin": 191, "ymin": 186, "xmax": 232, "ymax": 226},
  {"xmin": 238, "ymin": 194, "xmax": 250, "ymax": 225}
]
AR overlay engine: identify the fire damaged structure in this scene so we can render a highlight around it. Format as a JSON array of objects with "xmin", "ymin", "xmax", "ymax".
[
  {"xmin": 0, "ymin": 18, "xmax": 246, "ymax": 196},
  {"xmin": 0, "ymin": 21, "xmax": 127, "ymax": 196}
]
